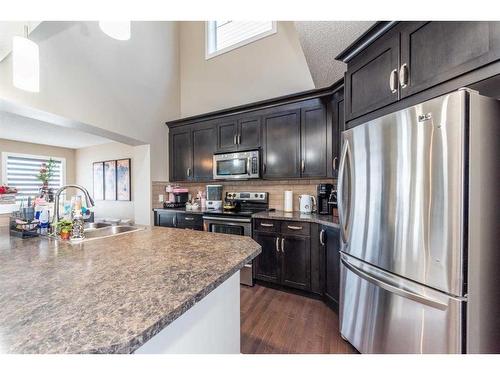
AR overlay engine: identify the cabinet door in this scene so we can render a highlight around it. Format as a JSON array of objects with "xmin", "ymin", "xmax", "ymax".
[
  {"xmin": 330, "ymin": 89, "xmax": 344, "ymax": 177},
  {"xmin": 281, "ymin": 235, "xmax": 311, "ymax": 291},
  {"xmin": 192, "ymin": 123, "xmax": 217, "ymax": 181},
  {"xmin": 169, "ymin": 128, "xmax": 192, "ymax": 181},
  {"xmin": 345, "ymin": 29, "xmax": 400, "ymax": 122},
  {"xmin": 238, "ymin": 115, "xmax": 261, "ymax": 150},
  {"xmin": 262, "ymin": 109, "xmax": 301, "ymax": 178},
  {"xmin": 323, "ymin": 226, "xmax": 340, "ymax": 310},
  {"xmin": 301, "ymin": 103, "xmax": 327, "ymax": 177},
  {"xmin": 400, "ymin": 21, "xmax": 500, "ymax": 98},
  {"xmin": 154, "ymin": 211, "xmax": 176, "ymax": 228},
  {"xmin": 253, "ymin": 231, "xmax": 280, "ymax": 284},
  {"xmin": 217, "ymin": 120, "xmax": 238, "ymax": 152}
]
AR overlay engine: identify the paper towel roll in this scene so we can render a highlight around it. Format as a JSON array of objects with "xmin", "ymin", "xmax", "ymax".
[{"xmin": 284, "ymin": 191, "xmax": 293, "ymax": 212}]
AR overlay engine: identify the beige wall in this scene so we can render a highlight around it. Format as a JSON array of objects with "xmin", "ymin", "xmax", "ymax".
[
  {"xmin": 0, "ymin": 138, "xmax": 76, "ymax": 185},
  {"xmin": 152, "ymin": 179, "xmax": 335, "ymax": 212},
  {"xmin": 179, "ymin": 21, "xmax": 315, "ymax": 117},
  {"xmin": 76, "ymin": 142, "xmax": 136, "ymax": 222}
]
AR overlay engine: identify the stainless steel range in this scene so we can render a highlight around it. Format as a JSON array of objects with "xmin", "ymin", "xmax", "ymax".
[{"xmin": 203, "ymin": 191, "xmax": 269, "ymax": 286}]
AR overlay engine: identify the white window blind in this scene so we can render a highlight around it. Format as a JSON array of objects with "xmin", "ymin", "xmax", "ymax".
[
  {"xmin": 4, "ymin": 154, "xmax": 64, "ymax": 200},
  {"xmin": 206, "ymin": 21, "xmax": 276, "ymax": 58}
]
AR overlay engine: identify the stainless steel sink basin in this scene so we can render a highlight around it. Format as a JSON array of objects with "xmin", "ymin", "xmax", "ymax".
[
  {"xmin": 84, "ymin": 222, "xmax": 113, "ymax": 230},
  {"xmin": 83, "ymin": 225, "xmax": 142, "ymax": 239}
]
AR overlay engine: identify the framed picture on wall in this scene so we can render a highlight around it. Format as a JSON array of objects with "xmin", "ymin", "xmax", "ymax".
[
  {"xmin": 104, "ymin": 160, "xmax": 117, "ymax": 201},
  {"xmin": 92, "ymin": 162, "xmax": 104, "ymax": 200},
  {"xmin": 116, "ymin": 158, "xmax": 131, "ymax": 201}
]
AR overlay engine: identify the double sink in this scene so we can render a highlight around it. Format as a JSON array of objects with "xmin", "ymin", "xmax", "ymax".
[{"xmin": 47, "ymin": 222, "xmax": 143, "ymax": 243}]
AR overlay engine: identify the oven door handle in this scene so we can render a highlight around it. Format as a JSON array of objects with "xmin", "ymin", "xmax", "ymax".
[{"xmin": 202, "ymin": 216, "xmax": 252, "ymax": 223}]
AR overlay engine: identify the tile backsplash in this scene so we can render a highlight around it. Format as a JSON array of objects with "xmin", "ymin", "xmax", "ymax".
[{"xmin": 152, "ymin": 179, "xmax": 336, "ymax": 211}]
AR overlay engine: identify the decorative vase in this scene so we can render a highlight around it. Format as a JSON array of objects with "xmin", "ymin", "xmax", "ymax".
[{"xmin": 39, "ymin": 182, "xmax": 54, "ymax": 202}]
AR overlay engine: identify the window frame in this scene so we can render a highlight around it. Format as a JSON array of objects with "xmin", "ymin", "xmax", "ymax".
[
  {"xmin": 205, "ymin": 21, "xmax": 277, "ymax": 60},
  {"xmin": 1, "ymin": 151, "xmax": 66, "ymax": 195}
]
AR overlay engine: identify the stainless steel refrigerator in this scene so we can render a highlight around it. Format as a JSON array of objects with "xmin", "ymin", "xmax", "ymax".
[{"xmin": 338, "ymin": 88, "xmax": 500, "ymax": 354}]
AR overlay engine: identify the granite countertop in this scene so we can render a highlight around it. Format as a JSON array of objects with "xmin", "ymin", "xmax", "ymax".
[
  {"xmin": 252, "ymin": 210, "xmax": 340, "ymax": 228},
  {"xmin": 0, "ymin": 226, "xmax": 260, "ymax": 354}
]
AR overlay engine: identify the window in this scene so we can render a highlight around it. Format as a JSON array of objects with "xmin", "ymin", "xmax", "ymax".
[
  {"xmin": 1, "ymin": 153, "xmax": 65, "ymax": 201},
  {"xmin": 206, "ymin": 21, "xmax": 277, "ymax": 59}
]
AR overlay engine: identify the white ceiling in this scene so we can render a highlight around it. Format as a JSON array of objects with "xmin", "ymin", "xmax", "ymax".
[
  {"xmin": 0, "ymin": 111, "xmax": 112, "ymax": 149},
  {"xmin": 0, "ymin": 21, "xmax": 42, "ymax": 62},
  {"xmin": 294, "ymin": 21, "xmax": 375, "ymax": 87}
]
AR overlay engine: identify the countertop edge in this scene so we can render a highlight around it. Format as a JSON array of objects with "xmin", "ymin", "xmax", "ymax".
[{"xmin": 84, "ymin": 248, "xmax": 261, "ymax": 354}]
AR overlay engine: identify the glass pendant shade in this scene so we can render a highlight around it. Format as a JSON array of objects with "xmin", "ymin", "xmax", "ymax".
[
  {"xmin": 12, "ymin": 36, "xmax": 40, "ymax": 92},
  {"xmin": 98, "ymin": 21, "xmax": 131, "ymax": 41}
]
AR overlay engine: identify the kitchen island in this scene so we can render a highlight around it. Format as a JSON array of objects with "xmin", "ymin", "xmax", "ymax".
[{"xmin": 0, "ymin": 226, "xmax": 261, "ymax": 353}]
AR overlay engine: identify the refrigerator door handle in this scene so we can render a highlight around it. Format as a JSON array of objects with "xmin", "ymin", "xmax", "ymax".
[
  {"xmin": 341, "ymin": 254, "xmax": 449, "ymax": 311},
  {"xmin": 338, "ymin": 140, "xmax": 351, "ymax": 244}
]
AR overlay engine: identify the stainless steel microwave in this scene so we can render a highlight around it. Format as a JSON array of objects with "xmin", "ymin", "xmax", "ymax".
[{"xmin": 213, "ymin": 150, "xmax": 260, "ymax": 180}]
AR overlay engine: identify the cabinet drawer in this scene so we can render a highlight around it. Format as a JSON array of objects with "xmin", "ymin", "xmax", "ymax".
[
  {"xmin": 176, "ymin": 213, "xmax": 203, "ymax": 228},
  {"xmin": 280, "ymin": 221, "xmax": 310, "ymax": 236},
  {"xmin": 254, "ymin": 219, "xmax": 278, "ymax": 233}
]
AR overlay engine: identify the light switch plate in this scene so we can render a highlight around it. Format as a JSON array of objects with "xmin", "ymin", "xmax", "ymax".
[{"xmin": 158, "ymin": 194, "xmax": 164, "ymax": 202}]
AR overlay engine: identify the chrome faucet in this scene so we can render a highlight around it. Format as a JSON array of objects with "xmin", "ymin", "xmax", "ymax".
[{"xmin": 51, "ymin": 184, "xmax": 95, "ymax": 225}]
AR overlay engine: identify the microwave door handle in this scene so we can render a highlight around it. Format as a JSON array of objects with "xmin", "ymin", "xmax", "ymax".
[{"xmin": 247, "ymin": 157, "xmax": 251, "ymax": 175}]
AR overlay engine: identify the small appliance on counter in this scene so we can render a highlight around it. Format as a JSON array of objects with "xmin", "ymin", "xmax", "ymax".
[
  {"xmin": 317, "ymin": 183, "xmax": 334, "ymax": 215},
  {"xmin": 298, "ymin": 194, "xmax": 316, "ymax": 214},
  {"xmin": 163, "ymin": 186, "xmax": 189, "ymax": 208},
  {"xmin": 206, "ymin": 184, "xmax": 223, "ymax": 210}
]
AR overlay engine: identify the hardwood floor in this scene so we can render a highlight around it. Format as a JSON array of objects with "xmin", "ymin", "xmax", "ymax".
[{"xmin": 240, "ymin": 284, "xmax": 358, "ymax": 354}]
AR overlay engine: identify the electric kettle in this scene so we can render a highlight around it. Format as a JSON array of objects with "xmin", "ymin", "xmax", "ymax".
[{"xmin": 298, "ymin": 194, "xmax": 316, "ymax": 214}]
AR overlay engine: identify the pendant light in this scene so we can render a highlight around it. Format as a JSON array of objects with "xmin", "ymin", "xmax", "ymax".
[
  {"xmin": 98, "ymin": 21, "xmax": 131, "ymax": 41},
  {"xmin": 12, "ymin": 25, "xmax": 40, "ymax": 93}
]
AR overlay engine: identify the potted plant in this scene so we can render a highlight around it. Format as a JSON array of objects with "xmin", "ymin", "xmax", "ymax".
[
  {"xmin": 55, "ymin": 219, "xmax": 73, "ymax": 240},
  {"xmin": 36, "ymin": 159, "xmax": 56, "ymax": 202}
]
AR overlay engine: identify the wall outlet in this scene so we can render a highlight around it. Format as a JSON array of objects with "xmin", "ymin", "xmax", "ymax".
[{"xmin": 158, "ymin": 194, "xmax": 164, "ymax": 203}]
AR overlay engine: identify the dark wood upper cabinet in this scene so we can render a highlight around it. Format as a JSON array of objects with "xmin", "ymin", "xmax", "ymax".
[
  {"xmin": 330, "ymin": 89, "xmax": 344, "ymax": 177},
  {"xmin": 192, "ymin": 123, "xmax": 217, "ymax": 181},
  {"xmin": 322, "ymin": 226, "xmax": 341, "ymax": 310},
  {"xmin": 340, "ymin": 21, "xmax": 500, "ymax": 125},
  {"xmin": 169, "ymin": 127, "xmax": 192, "ymax": 182},
  {"xmin": 344, "ymin": 28, "xmax": 400, "ymax": 122},
  {"xmin": 262, "ymin": 108, "xmax": 301, "ymax": 179},
  {"xmin": 253, "ymin": 231, "xmax": 280, "ymax": 284},
  {"xmin": 399, "ymin": 21, "xmax": 500, "ymax": 98},
  {"xmin": 281, "ymin": 234, "xmax": 311, "ymax": 291},
  {"xmin": 301, "ymin": 103, "xmax": 327, "ymax": 178},
  {"xmin": 238, "ymin": 115, "xmax": 261, "ymax": 150},
  {"xmin": 216, "ymin": 119, "xmax": 238, "ymax": 152}
]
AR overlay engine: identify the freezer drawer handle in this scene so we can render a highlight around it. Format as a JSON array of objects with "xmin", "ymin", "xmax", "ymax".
[{"xmin": 341, "ymin": 255, "xmax": 449, "ymax": 311}]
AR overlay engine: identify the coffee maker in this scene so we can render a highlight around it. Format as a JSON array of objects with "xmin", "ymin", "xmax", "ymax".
[{"xmin": 317, "ymin": 183, "xmax": 333, "ymax": 215}]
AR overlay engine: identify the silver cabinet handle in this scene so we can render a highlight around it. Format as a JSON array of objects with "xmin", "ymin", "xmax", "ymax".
[
  {"xmin": 233, "ymin": 134, "xmax": 237, "ymax": 145},
  {"xmin": 185, "ymin": 217, "xmax": 194, "ymax": 221},
  {"xmin": 275, "ymin": 237, "xmax": 280, "ymax": 253},
  {"xmin": 319, "ymin": 229, "xmax": 325, "ymax": 246},
  {"xmin": 237, "ymin": 134, "xmax": 241, "ymax": 145},
  {"xmin": 281, "ymin": 238, "xmax": 285, "ymax": 253},
  {"xmin": 173, "ymin": 215, "xmax": 177, "ymax": 227},
  {"xmin": 186, "ymin": 168, "xmax": 191, "ymax": 177},
  {"xmin": 301, "ymin": 159, "xmax": 305, "ymax": 173},
  {"xmin": 333, "ymin": 156, "xmax": 338, "ymax": 172},
  {"xmin": 389, "ymin": 68, "xmax": 398, "ymax": 93},
  {"xmin": 260, "ymin": 223, "xmax": 274, "ymax": 227},
  {"xmin": 287, "ymin": 225, "xmax": 303, "ymax": 230},
  {"xmin": 399, "ymin": 63, "xmax": 409, "ymax": 88}
]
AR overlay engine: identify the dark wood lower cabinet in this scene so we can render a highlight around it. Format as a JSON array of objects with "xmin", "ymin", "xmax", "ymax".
[
  {"xmin": 321, "ymin": 226, "xmax": 341, "ymax": 310},
  {"xmin": 253, "ymin": 231, "xmax": 280, "ymax": 284},
  {"xmin": 281, "ymin": 235, "xmax": 311, "ymax": 291},
  {"xmin": 153, "ymin": 210, "xmax": 203, "ymax": 231}
]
